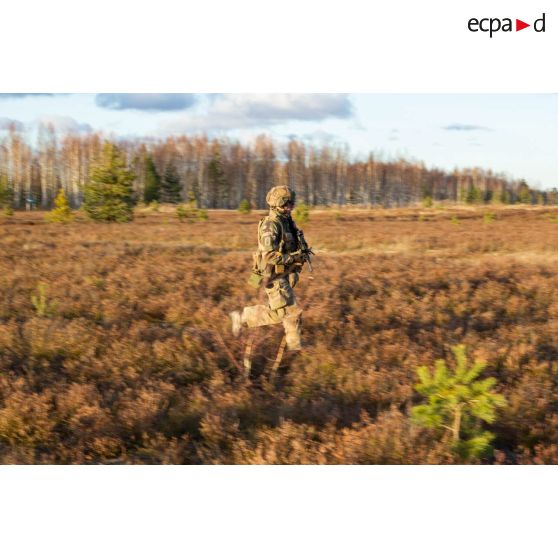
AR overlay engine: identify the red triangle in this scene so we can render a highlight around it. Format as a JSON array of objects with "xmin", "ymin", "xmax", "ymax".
[{"xmin": 516, "ymin": 19, "xmax": 530, "ymax": 31}]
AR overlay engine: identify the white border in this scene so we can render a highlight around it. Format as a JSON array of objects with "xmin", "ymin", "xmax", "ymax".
[
  {"xmin": 0, "ymin": 1, "xmax": 556, "ymax": 556},
  {"xmin": 0, "ymin": 466, "xmax": 555, "ymax": 557},
  {"xmin": 0, "ymin": 1, "xmax": 556, "ymax": 92}
]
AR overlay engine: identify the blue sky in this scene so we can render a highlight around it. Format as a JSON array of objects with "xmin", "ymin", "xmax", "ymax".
[{"xmin": 0, "ymin": 93, "xmax": 556, "ymax": 189}]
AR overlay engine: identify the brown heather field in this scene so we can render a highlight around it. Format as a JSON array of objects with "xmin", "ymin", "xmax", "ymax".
[{"xmin": 0, "ymin": 205, "xmax": 557, "ymax": 464}]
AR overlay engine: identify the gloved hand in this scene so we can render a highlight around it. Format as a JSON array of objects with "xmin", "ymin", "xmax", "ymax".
[{"xmin": 284, "ymin": 250, "xmax": 303, "ymax": 265}]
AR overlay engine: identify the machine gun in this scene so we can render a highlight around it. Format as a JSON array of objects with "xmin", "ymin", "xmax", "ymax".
[{"xmin": 296, "ymin": 229, "xmax": 314, "ymax": 272}]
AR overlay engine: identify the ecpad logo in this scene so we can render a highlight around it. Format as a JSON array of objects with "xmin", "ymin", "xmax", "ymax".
[{"xmin": 468, "ymin": 13, "xmax": 546, "ymax": 37}]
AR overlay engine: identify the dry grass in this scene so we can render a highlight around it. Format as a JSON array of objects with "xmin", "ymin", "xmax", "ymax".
[{"xmin": 0, "ymin": 205, "xmax": 557, "ymax": 463}]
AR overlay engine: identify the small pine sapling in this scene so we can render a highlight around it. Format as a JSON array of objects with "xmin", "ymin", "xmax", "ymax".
[
  {"xmin": 176, "ymin": 204, "xmax": 188, "ymax": 222},
  {"xmin": 31, "ymin": 283, "xmax": 57, "ymax": 317},
  {"xmin": 45, "ymin": 189, "xmax": 74, "ymax": 223},
  {"xmin": 197, "ymin": 208, "xmax": 209, "ymax": 221},
  {"xmin": 411, "ymin": 345, "xmax": 507, "ymax": 461},
  {"xmin": 238, "ymin": 199, "xmax": 251, "ymax": 214}
]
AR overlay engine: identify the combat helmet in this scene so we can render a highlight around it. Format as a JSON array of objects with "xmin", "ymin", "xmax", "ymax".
[{"xmin": 266, "ymin": 185, "xmax": 296, "ymax": 208}]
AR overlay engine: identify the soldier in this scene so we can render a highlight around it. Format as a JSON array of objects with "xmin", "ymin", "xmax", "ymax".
[{"xmin": 230, "ymin": 185, "xmax": 310, "ymax": 351}]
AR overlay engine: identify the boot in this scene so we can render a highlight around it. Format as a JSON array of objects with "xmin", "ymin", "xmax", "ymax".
[{"xmin": 229, "ymin": 310, "xmax": 242, "ymax": 337}]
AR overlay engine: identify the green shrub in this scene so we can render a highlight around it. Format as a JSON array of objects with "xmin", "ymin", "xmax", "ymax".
[
  {"xmin": 238, "ymin": 199, "xmax": 251, "ymax": 214},
  {"xmin": 293, "ymin": 203, "xmax": 310, "ymax": 224},
  {"xmin": 483, "ymin": 212, "xmax": 495, "ymax": 224},
  {"xmin": 422, "ymin": 196, "xmax": 433, "ymax": 208},
  {"xmin": 176, "ymin": 204, "xmax": 188, "ymax": 222},
  {"xmin": 176, "ymin": 201, "xmax": 207, "ymax": 222}
]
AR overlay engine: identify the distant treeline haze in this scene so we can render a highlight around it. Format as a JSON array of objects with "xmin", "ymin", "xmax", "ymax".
[{"xmin": 0, "ymin": 124, "xmax": 553, "ymax": 210}]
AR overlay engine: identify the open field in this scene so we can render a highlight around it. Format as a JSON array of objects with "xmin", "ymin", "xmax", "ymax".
[{"xmin": 0, "ymin": 205, "xmax": 557, "ymax": 464}]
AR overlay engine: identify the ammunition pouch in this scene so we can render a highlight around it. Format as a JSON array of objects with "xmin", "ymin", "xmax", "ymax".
[
  {"xmin": 249, "ymin": 246, "xmax": 301, "ymax": 289},
  {"xmin": 247, "ymin": 270, "xmax": 264, "ymax": 289},
  {"xmin": 247, "ymin": 252, "xmax": 265, "ymax": 289}
]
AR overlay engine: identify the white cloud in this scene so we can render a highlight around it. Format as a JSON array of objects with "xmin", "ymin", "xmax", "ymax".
[
  {"xmin": 289, "ymin": 130, "xmax": 340, "ymax": 144},
  {"xmin": 36, "ymin": 115, "xmax": 92, "ymax": 133},
  {"xmin": 160, "ymin": 94, "xmax": 353, "ymax": 133},
  {"xmin": 0, "ymin": 117, "xmax": 25, "ymax": 131},
  {"xmin": 96, "ymin": 94, "xmax": 198, "ymax": 112},
  {"xmin": 0, "ymin": 93, "xmax": 56, "ymax": 99},
  {"xmin": 443, "ymin": 123, "xmax": 492, "ymax": 132}
]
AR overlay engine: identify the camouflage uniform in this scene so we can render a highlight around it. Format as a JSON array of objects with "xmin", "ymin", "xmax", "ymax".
[{"xmin": 241, "ymin": 194, "xmax": 305, "ymax": 350}]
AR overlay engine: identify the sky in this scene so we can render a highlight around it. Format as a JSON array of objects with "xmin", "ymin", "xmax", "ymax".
[{"xmin": 0, "ymin": 93, "xmax": 556, "ymax": 189}]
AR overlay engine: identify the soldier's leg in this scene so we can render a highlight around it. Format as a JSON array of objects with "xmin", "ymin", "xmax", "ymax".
[
  {"xmin": 241, "ymin": 279, "xmax": 285, "ymax": 328},
  {"xmin": 239, "ymin": 276, "xmax": 303, "ymax": 350},
  {"xmin": 241, "ymin": 303, "xmax": 283, "ymax": 328},
  {"xmin": 282, "ymin": 304, "xmax": 302, "ymax": 351},
  {"xmin": 279, "ymin": 274, "xmax": 303, "ymax": 351}
]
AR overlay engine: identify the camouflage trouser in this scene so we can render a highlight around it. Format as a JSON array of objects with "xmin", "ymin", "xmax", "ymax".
[{"xmin": 241, "ymin": 273, "xmax": 302, "ymax": 350}]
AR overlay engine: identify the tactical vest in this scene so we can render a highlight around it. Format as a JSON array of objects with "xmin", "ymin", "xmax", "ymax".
[{"xmin": 253, "ymin": 212, "xmax": 298, "ymax": 275}]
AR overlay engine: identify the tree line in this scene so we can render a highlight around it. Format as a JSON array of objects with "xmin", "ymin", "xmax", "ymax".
[{"xmin": 0, "ymin": 123, "xmax": 554, "ymax": 211}]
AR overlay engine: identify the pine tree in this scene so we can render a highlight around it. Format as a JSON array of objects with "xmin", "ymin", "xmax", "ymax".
[
  {"xmin": 208, "ymin": 152, "xmax": 227, "ymax": 208},
  {"xmin": 161, "ymin": 161, "xmax": 182, "ymax": 204},
  {"xmin": 0, "ymin": 173, "xmax": 14, "ymax": 213},
  {"xmin": 46, "ymin": 189, "xmax": 74, "ymax": 223},
  {"xmin": 517, "ymin": 181, "xmax": 531, "ymax": 204},
  {"xmin": 83, "ymin": 142, "xmax": 135, "ymax": 222},
  {"xmin": 187, "ymin": 188, "xmax": 197, "ymax": 208},
  {"xmin": 411, "ymin": 345, "xmax": 506, "ymax": 461},
  {"xmin": 144, "ymin": 154, "xmax": 161, "ymax": 203},
  {"xmin": 465, "ymin": 185, "xmax": 483, "ymax": 204}
]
